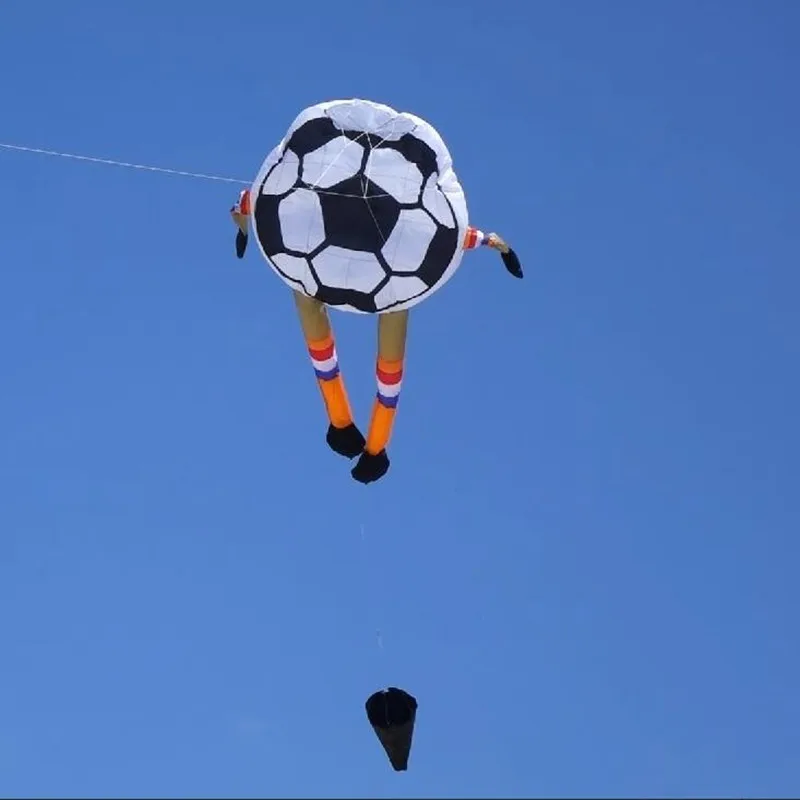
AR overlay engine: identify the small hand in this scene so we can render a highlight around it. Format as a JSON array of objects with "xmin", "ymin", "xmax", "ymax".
[
  {"xmin": 230, "ymin": 208, "xmax": 248, "ymax": 234},
  {"xmin": 487, "ymin": 233, "xmax": 510, "ymax": 254}
]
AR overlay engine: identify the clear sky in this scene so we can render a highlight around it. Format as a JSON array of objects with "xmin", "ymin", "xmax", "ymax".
[{"xmin": 1, "ymin": 1, "xmax": 798, "ymax": 797}]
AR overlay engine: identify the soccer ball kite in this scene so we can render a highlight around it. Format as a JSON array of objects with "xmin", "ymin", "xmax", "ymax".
[{"xmin": 230, "ymin": 98, "xmax": 523, "ymax": 485}]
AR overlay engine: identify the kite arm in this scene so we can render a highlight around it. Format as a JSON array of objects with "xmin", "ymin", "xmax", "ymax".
[
  {"xmin": 231, "ymin": 189, "xmax": 251, "ymax": 258},
  {"xmin": 463, "ymin": 225, "xmax": 523, "ymax": 279}
]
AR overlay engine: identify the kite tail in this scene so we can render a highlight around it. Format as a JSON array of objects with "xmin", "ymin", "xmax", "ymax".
[{"xmin": 365, "ymin": 357, "xmax": 404, "ymax": 456}]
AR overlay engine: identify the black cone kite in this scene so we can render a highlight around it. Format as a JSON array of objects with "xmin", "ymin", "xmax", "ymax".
[{"xmin": 365, "ymin": 687, "xmax": 418, "ymax": 771}]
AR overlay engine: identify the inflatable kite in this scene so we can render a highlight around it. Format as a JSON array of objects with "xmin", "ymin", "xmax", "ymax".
[
  {"xmin": 366, "ymin": 687, "xmax": 418, "ymax": 771},
  {"xmin": 230, "ymin": 98, "xmax": 523, "ymax": 484}
]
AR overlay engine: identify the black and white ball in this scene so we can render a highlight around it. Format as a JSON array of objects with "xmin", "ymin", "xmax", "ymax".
[{"xmin": 249, "ymin": 99, "xmax": 469, "ymax": 314}]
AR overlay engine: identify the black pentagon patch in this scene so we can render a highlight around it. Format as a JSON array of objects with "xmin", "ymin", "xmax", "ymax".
[
  {"xmin": 415, "ymin": 222, "xmax": 460, "ymax": 288},
  {"xmin": 319, "ymin": 176, "xmax": 400, "ymax": 253},
  {"xmin": 253, "ymin": 191, "xmax": 284, "ymax": 257},
  {"xmin": 286, "ymin": 116, "xmax": 341, "ymax": 159},
  {"xmin": 377, "ymin": 133, "xmax": 439, "ymax": 184},
  {"xmin": 342, "ymin": 128, "xmax": 371, "ymax": 147},
  {"xmin": 316, "ymin": 285, "xmax": 377, "ymax": 314}
]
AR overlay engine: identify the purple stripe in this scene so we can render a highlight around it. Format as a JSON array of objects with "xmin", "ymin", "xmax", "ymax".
[
  {"xmin": 315, "ymin": 365, "xmax": 340, "ymax": 381},
  {"xmin": 377, "ymin": 390, "xmax": 399, "ymax": 409}
]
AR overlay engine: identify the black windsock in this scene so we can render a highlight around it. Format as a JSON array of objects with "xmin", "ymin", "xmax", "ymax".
[{"xmin": 365, "ymin": 687, "xmax": 418, "ymax": 771}]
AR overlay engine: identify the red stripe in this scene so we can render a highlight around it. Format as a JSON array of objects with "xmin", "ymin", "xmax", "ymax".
[
  {"xmin": 377, "ymin": 366, "xmax": 403, "ymax": 385},
  {"xmin": 309, "ymin": 342, "xmax": 335, "ymax": 361},
  {"xmin": 240, "ymin": 190, "xmax": 251, "ymax": 215}
]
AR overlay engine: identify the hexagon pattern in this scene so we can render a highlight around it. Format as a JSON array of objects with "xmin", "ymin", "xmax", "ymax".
[
  {"xmin": 278, "ymin": 189, "xmax": 326, "ymax": 253},
  {"xmin": 312, "ymin": 246, "xmax": 386, "ymax": 294},
  {"xmin": 420, "ymin": 174, "xmax": 455, "ymax": 228},
  {"xmin": 270, "ymin": 253, "xmax": 318, "ymax": 295},
  {"xmin": 252, "ymin": 100, "xmax": 469, "ymax": 313},
  {"xmin": 381, "ymin": 209, "xmax": 437, "ymax": 273},
  {"xmin": 302, "ymin": 136, "xmax": 364, "ymax": 190},
  {"xmin": 263, "ymin": 149, "xmax": 300, "ymax": 196},
  {"xmin": 374, "ymin": 276, "xmax": 428, "ymax": 310},
  {"xmin": 365, "ymin": 148, "xmax": 423, "ymax": 204}
]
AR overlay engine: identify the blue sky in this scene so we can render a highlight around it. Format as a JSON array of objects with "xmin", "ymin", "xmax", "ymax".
[{"xmin": 1, "ymin": 1, "xmax": 798, "ymax": 797}]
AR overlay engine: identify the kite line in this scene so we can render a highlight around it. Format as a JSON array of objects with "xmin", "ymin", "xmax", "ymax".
[
  {"xmin": 359, "ymin": 522, "xmax": 385, "ymax": 655},
  {"xmin": 0, "ymin": 142, "xmax": 251, "ymax": 185},
  {"xmin": 0, "ymin": 141, "xmax": 391, "ymax": 199}
]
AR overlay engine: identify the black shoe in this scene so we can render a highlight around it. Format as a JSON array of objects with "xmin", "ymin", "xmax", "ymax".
[
  {"xmin": 501, "ymin": 248, "xmax": 523, "ymax": 278},
  {"xmin": 351, "ymin": 450, "xmax": 390, "ymax": 484},
  {"xmin": 235, "ymin": 230, "xmax": 248, "ymax": 258},
  {"xmin": 326, "ymin": 423, "xmax": 366, "ymax": 459}
]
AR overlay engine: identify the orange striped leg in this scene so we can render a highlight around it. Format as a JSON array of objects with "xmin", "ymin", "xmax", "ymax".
[
  {"xmin": 365, "ymin": 356, "xmax": 404, "ymax": 455},
  {"xmin": 306, "ymin": 332, "xmax": 353, "ymax": 429},
  {"xmin": 352, "ymin": 310, "xmax": 408, "ymax": 484},
  {"xmin": 292, "ymin": 291, "xmax": 365, "ymax": 458}
]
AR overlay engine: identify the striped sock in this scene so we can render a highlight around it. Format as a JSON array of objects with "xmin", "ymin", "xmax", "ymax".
[
  {"xmin": 365, "ymin": 357, "xmax": 404, "ymax": 455},
  {"xmin": 307, "ymin": 334, "xmax": 354, "ymax": 429},
  {"xmin": 463, "ymin": 226, "xmax": 487, "ymax": 249}
]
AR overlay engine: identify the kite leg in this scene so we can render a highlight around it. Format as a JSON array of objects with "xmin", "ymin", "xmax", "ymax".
[
  {"xmin": 351, "ymin": 309, "xmax": 408, "ymax": 484},
  {"xmin": 292, "ymin": 290, "xmax": 365, "ymax": 459}
]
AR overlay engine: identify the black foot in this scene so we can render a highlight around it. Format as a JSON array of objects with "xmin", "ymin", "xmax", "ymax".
[
  {"xmin": 235, "ymin": 230, "xmax": 248, "ymax": 258},
  {"xmin": 351, "ymin": 450, "xmax": 390, "ymax": 484},
  {"xmin": 326, "ymin": 423, "xmax": 366, "ymax": 459},
  {"xmin": 501, "ymin": 248, "xmax": 523, "ymax": 278}
]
